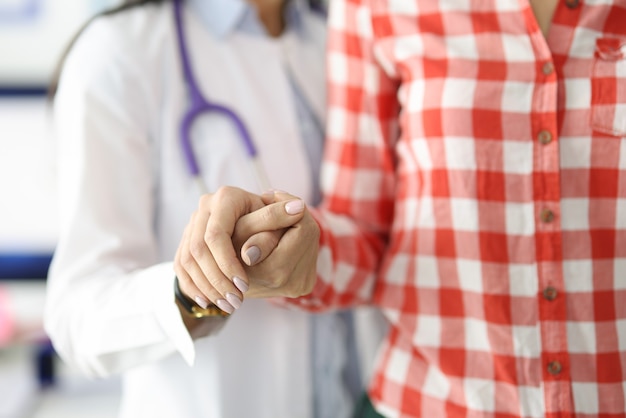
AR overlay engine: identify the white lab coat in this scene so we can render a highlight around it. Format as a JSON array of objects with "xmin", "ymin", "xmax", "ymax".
[{"xmin": 43, "ymin": 2, "xmax": 369, "ymax": 417}]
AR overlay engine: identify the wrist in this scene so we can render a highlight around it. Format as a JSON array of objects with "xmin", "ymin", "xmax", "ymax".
[{"xmin": 174, "ymin": 277, "xmax": 230, "ymax": 319}]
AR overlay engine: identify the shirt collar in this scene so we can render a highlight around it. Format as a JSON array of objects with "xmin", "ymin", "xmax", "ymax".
[{"xmin": 187, "ymin": 0, "xmax": 308, "ymax": 39}]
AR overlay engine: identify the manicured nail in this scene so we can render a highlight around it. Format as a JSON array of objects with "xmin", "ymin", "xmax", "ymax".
[
  {"xmin": 194, "ymin": 296, "xmax": 209, "ymax": 309},
  {"xmin": 285, "ymin": 199, "xmax": 304, "ymax": 215},
  {"xmin": 225, "ymin": 292, "xmax": 242, "ymax": 309},
  {"xmin": 233, "ymin": 276, "xmax": 249, "ymax": 293},
  {"xmin": 216, "ymin": 299, "xmax": 235, "ymax": 315},
  {"xmin": 245, "ymin": 246, "xmax": 261, "ymax": 265}
]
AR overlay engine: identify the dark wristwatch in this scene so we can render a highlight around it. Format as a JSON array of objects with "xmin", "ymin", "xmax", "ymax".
[{"xmin": 174, "ymin": 277, "xmax": 230, "ymax": 318}]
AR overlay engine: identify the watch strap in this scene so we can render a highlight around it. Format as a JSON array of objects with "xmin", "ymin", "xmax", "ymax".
[{"xmin": 174, "ymin": 276, "xmax": 230, "ymax": 318}]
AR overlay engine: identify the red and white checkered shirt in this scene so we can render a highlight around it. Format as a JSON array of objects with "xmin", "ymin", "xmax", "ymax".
[{"xmin": 292, "ymin": 0, "xmax": 626, "ymax": 417}]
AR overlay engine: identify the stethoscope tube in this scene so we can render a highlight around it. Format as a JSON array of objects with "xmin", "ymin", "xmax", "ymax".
[{"xmin": 173, "ymin": 0, "xmax": 271, "ymax": 193}]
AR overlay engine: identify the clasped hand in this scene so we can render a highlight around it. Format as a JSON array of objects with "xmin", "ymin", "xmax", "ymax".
[{"xmin": 174, "ymin": 186, "xmax": 320, "ymax": 313}]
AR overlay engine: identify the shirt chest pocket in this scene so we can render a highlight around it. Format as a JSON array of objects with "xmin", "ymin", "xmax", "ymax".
[{"xmin": 591, "ymin": 36, "xmax": 626, "ymax": 137}]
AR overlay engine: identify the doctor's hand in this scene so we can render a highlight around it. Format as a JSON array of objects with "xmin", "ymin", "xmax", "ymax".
[{"xmin": 173, "ymin": 187, "xmax": 313, "ymax": 315}]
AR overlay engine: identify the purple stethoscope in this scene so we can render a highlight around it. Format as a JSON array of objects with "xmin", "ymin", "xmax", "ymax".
[{"xmin": 173, "ymin": 0, "xmax": 271, "ymax": 194}]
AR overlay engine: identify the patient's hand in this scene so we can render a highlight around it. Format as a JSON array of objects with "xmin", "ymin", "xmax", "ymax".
[{"xmin": 234, "ymin": 190, "xmax": 320, "ymax": 299}]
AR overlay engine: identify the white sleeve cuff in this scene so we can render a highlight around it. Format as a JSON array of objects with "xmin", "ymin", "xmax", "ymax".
[{"xmin": 150, "ymin": 262, "xmax": 196, "ymax": 366}]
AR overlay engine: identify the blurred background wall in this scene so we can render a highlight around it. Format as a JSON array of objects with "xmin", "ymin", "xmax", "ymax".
[
  {"xmin": 0, "ymin": 0, "xmax": 114, "ymax": 256},
  {"xmin": 0, "ymin": 1, "xmax": 123, "ymax": 416}
]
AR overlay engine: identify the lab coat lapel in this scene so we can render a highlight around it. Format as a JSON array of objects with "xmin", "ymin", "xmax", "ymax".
[{"xmin": 280, "ymin": 25, "xmax": 327, "ymax": 128}]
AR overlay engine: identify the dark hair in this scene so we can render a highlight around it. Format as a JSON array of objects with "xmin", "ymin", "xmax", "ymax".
[{"xmin": 47, "ymin": 0, "xmax": 325, "ymax": 100}]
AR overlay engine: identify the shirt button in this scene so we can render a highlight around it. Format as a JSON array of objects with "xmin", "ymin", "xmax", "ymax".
[
  {"xmin": 543, "ymin": 286, "xmax": 558, "ymax": 301},
  {"xmin": 537, "ymin": 130, "xmax": 553, "ymax": 144},
  {"xmin": 565, "ymin": 0, "xmax": 580, "ymax": 9},
  {"xmin": 540, "ymin": 208, "xmax": 555, "ymax": 223},
  {"xmin": 542, "ymin": 62, "xmax": 555, "ymax": 76},
  {"xmin": 547, "ymin": 361, "xmax": 562, "ymax": 375}
]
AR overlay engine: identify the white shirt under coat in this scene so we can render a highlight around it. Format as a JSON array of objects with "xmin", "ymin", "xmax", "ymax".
[{"xmin": 43, "ymin": 1, "xmax": 360, "ymax": 417}]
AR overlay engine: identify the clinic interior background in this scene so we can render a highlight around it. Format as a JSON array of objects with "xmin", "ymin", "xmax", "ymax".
[
  {"xmin": 1, "ymin": 1, "xmax": 125, "ymax": 417},
  {"xmin": 1, "ymin": 0, "xmax": 123, "ymax": 261}
]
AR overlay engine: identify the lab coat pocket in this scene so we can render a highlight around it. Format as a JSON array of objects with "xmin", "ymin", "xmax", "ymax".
[{"xmin": 591, "ymin": 37, "xmax": 626, "ymax": 137}]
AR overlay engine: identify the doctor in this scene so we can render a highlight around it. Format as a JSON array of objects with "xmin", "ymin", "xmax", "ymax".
[{"xmin": 43, "ymin": 0, "xmax": 372, "ymax": 417}]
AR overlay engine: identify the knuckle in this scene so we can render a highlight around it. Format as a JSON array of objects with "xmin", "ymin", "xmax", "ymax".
[
  {"xmin": 254, "ymin": 232, "xmax": 279, "ymax": 255},
  {"xmin": 203, "ymin": 227, "xmax": 221, "ymax": 247},
  {"xmin": 179, "ymin": 250, "xmax": 194, "ymax": 267},
  {"xmin": 304, "ymin": 219, "xmax": 320, "ymax": 237},
  {"xmin": 202, "ymin": 277, "xmax": 222, "ymax": 295},
  {"xmin": 273, "ymin": 267, "xmax": 291, "ymax": 288},
  {"xmin": 188, "ymin": 239, "xmax": 206, "ymax": 259},
  {"xmin": 284, "ymin": 270, "xmax": 316, "ymax": 298},
  {"xmin": 178, "ymin": 276, "xmax": 192, "ymax": 291},
  {"xmin": 268, "ymin": 278, "xmax": 283, "ymax": 289},
  {"xmin": 266, "ymin": 281, "xmax": 282, "ymax": 291},
  {"xmin": 255, "ymin": 277, "xmax": 273, "ymax": 288},
  {"xmin": 260, "ymin": 207, "xmax": 279, "ymax": 225},
  {"xmin": 284, "ymin": 285, "xmax": 299, "ymax": 298},
  {"xmin": 213, "ymin": 185, "xmax": 239, "ymax": 202},
  {"xmin": 302, "ymin": 276, "xmax": 316, "ymax": 295},
  {"xmin": 173, "ymin": 257, "xmax": 182, "ymax": 271},
  {"xmin": 286, "ymin": 283, "xmax": 306, "ymax": 299},
  {"xmin": 198, "ymin": 195, "xmax": 211, "ymax": 210},
  {"xmin": 216, "ymin": 258, "xmax": 240, "ymax": 277}
]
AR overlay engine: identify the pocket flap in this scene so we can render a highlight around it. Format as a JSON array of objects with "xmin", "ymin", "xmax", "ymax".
[{"xmin": 595, "ymin": 37, "xmax": 626, "ymax": 61}]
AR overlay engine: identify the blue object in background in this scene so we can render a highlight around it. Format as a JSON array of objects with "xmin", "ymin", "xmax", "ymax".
[
  {"xmin": 0, "ymin": 86, "xmax": 48, "ymax": 97},
  {"xmin": 0, "ymin": 0, "xmax": 41, "ymax": 24},
  {"xmin": 0, "ymin": 253, "xmax": 53, "ymax": 280},
  {"xmin": 0, "ymin": 252, "xmax": 57, "ymax": 387},
  {"xmin": 35, "ymin": 339, "xmax": 56, "ymax": 388}
]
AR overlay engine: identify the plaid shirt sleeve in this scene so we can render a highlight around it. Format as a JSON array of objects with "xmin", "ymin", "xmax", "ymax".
[
  {"xmin": 289, "ymin": 0, "xmax": 626, "ymax": 417},
  {"xmin": 295, "ymin": 0, "xmax": 401, "ymax": 309}
]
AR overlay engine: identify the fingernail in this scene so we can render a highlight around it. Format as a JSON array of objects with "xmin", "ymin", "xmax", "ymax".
[
  {"xmin": 244, "ymin": 246, "xmax": 261, "ymax": 265},
  {"xmin": 233, "ymin": 276, "xmax": 249, "ymax": 293},
  {"xmin": 194, "ymin": 296, "xmax": 209, "ymax": 309},
  {"xmin": 216, "ymin": 299, "xmax": 235, "ymax": 315},
  {"xmin": 225, "ymin": 292, "xmax": 242, "ymax": 309},
  {"xmin": 285, "ymin": 199, "xmax": 304, "ymax": 215}
]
